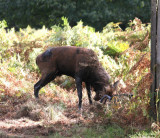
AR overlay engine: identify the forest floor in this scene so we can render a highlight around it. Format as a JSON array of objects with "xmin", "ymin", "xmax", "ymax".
[
  {"xmin": 0, "ymin": 88, "xmax": 157, "ymax": 138},
  {"xmin": 0, "ymin": 92, "xmax": 119, "ymax": 138}
]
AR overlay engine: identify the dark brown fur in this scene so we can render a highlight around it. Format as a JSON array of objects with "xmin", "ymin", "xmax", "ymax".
[{"xmin": 34, "ymin": 46, "xmax": 118, "ymax": 109}]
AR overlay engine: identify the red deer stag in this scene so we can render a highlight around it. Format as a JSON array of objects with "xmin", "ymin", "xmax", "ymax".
[{"xmin": 34, "ymin": 46, "xmax": 119, "ymax": 109}]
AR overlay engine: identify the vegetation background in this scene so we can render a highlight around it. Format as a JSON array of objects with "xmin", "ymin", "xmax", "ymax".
[
  {"xmin": 0, "ymin": 0, "xmax": 150, "ymax": 31},
  {"xmin": 0, "ymin": 0, "xmax": 159, "ymax": 137}
]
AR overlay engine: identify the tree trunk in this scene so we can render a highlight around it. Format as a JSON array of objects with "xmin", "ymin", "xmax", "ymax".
[
  {"xmin": 150, "ymin": 0, "xmax": 157, "ymax": 120},
  {"xmin": 157, "ymin": 0, "xmax": 160, "ymax": 121}
]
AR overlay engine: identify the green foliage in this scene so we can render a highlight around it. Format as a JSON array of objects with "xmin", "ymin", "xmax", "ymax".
[
  {"xmin": 104, "ymin": 41, "xmax": 129, "ymax": 56},
  {"xmin": 0, "ymin": 20, "xmax": 7, "ymax": 28},
  {"xmin": 0, "ymin": 18, "xmax": 150, "ymax": 81},
  {"xmin": 0, "ymin": 0, "xmax": 150, "ymax": 31},
  {"xmin": 129, "ymin": 130, "xmax": 158, "ymax": 138}
]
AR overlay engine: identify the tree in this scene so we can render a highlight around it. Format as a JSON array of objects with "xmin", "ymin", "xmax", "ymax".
[
  {"xmin": 151, "ymin": 0, "xmax": 160, "ymax": 121},
  {"xmin": 0, "ymin": 0, "xmax": 150, "ymax": 30}
]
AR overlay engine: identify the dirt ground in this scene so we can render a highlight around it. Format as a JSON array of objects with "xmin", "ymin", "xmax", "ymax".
[{"xmin": 0, "ymin": 92, "xmax": 112, "ymax": 138}]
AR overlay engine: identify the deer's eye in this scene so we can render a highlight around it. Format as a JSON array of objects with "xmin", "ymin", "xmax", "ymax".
[{"xmin": 99, "ymin": 94, "xmax": 102, "ymax": 97}]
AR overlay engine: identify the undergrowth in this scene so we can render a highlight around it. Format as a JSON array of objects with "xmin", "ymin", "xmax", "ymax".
[{"xmin": 0, "ymin": 18, "xmax": 158, "ymax": 137}]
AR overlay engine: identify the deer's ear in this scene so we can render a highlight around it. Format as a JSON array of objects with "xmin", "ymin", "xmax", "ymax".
[{"xmin": 112, "ymin": 80, "xmax": 119, "ymax": 91}]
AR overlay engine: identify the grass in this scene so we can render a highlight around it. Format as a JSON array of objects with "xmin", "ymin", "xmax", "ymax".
[
  {"xmin": 48, "ymin": 124, "xmax": 125, "ymax": 138},
  {"xmin": 129, "ymin": 130, "xmax": 159, "ymax": 138},
  {"xmin": 47, "ymin": 124, "xmax": 159, "ymax": 138}
]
